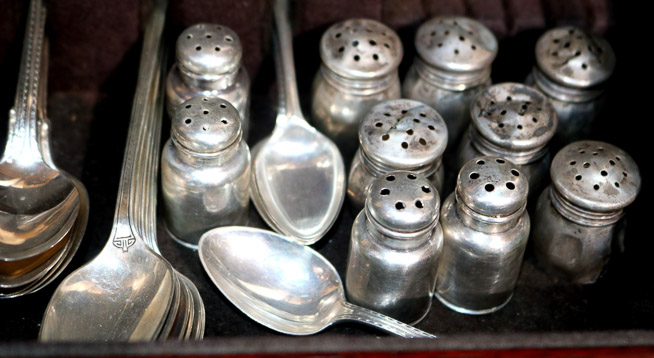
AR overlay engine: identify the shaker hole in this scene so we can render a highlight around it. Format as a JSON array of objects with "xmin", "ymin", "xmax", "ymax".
[
  {"xmin": 485, "ymin": 184, "xmax": 495, "ymax": 192},
  {"xmin": 185, "ymin": 119, "xmax": 192, "ymax": 124},
  {"xmin": 402, "ymin": 110, "xmax": 408, "ymax": 114},
  {"xmin": 507, "ymin": 96, "xmax": 512, "ymax": 101},
  {"xmin": 206, "ymin": 35, "xmax": 212, "ymax": 39},
  {"xmin": 382, "ymin": 134, "xmax": 390, "ymax": 141},
  {"xmin": 477, "ymin": 160, "xmax": 485, "ymax": 165},
  {"xmin": 575, "ymin": 175, "xmax": 582, "ymax": 181},
  {"xmin": 369, "ymin": 40, "xmax": 377, "ymax": 45},
  {"xmin": 459, "ymin": 36, "xmax": 465, "ymax": 41},
  {"xmin": 517, "ymin": 125, "xmax": 523, "ymax": 130},
  {"xmin": 533, "ymin": 117, "xmax": 538, "ymax": 123},
  {"xmin": 601, "ymin": 170, "xmax": 608, "ymax": 176},
  {"xmin": 384, "ymin": 113, "xmax": 391, "ymax": 117},
  {"xmin": 395, "ymin": 202, "xmax": 406, "ymax": 210},
  {"xmin": 511, "ymin": 169, "xmax": 520, "ymax": 176},
  {"xmin": 498, "ymin": 123, "xmax": 505, "ymax": 128},
  {"xmin": 616, "ymin": 156, "xmax": 621, "ymax": 161},
  {"xmin": 338, "ymin": 46, "xmax": 344, "ymax": 52},
  {"xmin": 384, "ymin": 43, "xmax": 390, "ymax": 48},
  {"xmin": 185, "ymin": 104, "xmax": 192, "ymax": 109},
  {"xmin": 594, "ymin": 184, "xmax": 600, "ymax": 190},
  {"xmin": 609, "ymin": 160, "xmax": 616, "ymax": 165},
  {"xmin": 470, "ymin": 172, "xmax": 480, "ymax": 179},
  {"xmin": 225, "ymin": 36, "xmax": 233, "ymax": 42},
  {"xmin": 386, "ymin": 175, "xmax": 395, "ymax": 181},
  {"xmin": 501, "ymin": 110, "xmax": 507, "ymax": 115},
  {"xmin": 380, "ymin": 188, "xmax": 390, "ymax": 195},
  {"xmin": 583, "ymin": 162, "xmax": 590, "ymax": 168},
  {"xmin": 195, "ymin": 46, "xmax": 202, "ymax": 51},
  {"xmin": 454, "ymin": 49, "xmax": 459, "ymax": 55},
  {"xmin": 471, "ymin": 45, "xmax": 476, "ymax": 50},
  {"xmin": 428, "ymin": 125, "xmax": 435, "ymax": 130},
  {"xmin": 431, "ymin": 31, "xmax": 436, "ymax": 36},
  {"xmin": 407, "ymin": 174, "xmax": 417, "ymax": 180},
  {"xmin": 496, "ymin": 159, "xmax": 505, "ymax": 164},
  {"xmin": 375, "ymin": 122, "xmax": 383, "ymax": 127},
  {"xmin": 420, "ymin": 113, "xmax": 427, "ymax": 117},
  {"xmin": 623, "ymin": 172, "xmax": 628, "ymax": 177},
  {"xmin": 615, "ymin": 182, "xmax": 620, "ymax": 188},
  {"xmin": 187, "ymin": 35, "xmax": 192, "ymax": 39},
  {"xmin": 220, "ymin": 103, "xmax": 227, "ymax": 108},
  {"xmin": 419, "ymin": 138, "xmax": 427, "ymax": 145},
  {"xmin": 421, "ymin": 186, "xmax": 431, "ymax": 193},
  {"xmin": 373, "ymin": 54, "xmax": 379, "ymax": 60},
  {"xmin": 414, "ymin": 119, "xmax": 420, "ymax": 123},
  {"xmin": 354, "ymin": 55, "xmax": 360, "ymax": 61},
  {"xmin": 335, "ymin": 33, "xmax": 342, "ymax": 38},
  {"xmin": 582, "ymin": 63, "xmax": 588, "ymax": 70},
  {"xmin": 506, "ymin": 182, "xmax": 516, "ymax": 190},
  {"xmin": 438, "ymin": 43, "xmax": 443, "ymax": 48},
  {"xmin": 415, "ymin": 200, "xmax": 424, "ymax": 209},
  {"xmin": 570, "ymin": 161, "xmax": 576, "ymax": 165},
  {"xmin": 401, "ymin": 142, "xmax": 409, "ymax": 149},
  {"xmin": 406, "ymin": 129, "xmax": 414, "ymax": 135},
  {"xmin": 202, "ymin": 126, "xmax": 208, "ymax": 131},
  {"xmin": 203, "ymin": 110, "xmax": 209, "ymax": 115},
  {"xmin": 215, "ymin": 46, "xmax": 221, "ymax": 51},
  {"xmin": 221, "ymin": 119, "xmax": 228, "ymax": 124},
  {"xmin": 352, "ymin": 40, "xmax": 359, "ymax": 46}
]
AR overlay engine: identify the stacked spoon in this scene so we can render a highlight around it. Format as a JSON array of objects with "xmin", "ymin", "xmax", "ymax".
[
  {"xmin": 39, "ymin": 0, "xmax": 204, "ymax": 341},
  {"xmin": 0, "ymin": 0, "xmax": 89, "ymax": 298}
]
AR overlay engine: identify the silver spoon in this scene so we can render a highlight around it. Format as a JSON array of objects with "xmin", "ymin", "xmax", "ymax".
[
  {"xmin": 39, "ymin": 0, "xmax": 177, "ymax": 341},
  {"xmin": 0, "ymin": 35, "xmax": 91, "ymax": 295},
  {"xmin": 0, "ymin": 0, "xmax": 80, "ymax": 263},
  {"xmin": 199, "ymin": 226, "xmax": 436, "ymax": 338},
  {"xmin": 250, "ymin": 0, "xmax": 345, "ymax": 245}
]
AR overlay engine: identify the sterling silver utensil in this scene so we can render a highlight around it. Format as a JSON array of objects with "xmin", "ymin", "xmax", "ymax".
[{"xmin": 249, "ymin": 0, "xmax": 345, "ymax": 245}]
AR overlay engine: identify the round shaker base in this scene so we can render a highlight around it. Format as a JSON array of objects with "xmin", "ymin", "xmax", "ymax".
[
  {"xmin": 435, "ymin": 292, "xmax": 513, "ymax": 315},
  {"xmin": 164, "ymin": 222, "xmax": 199, "ymax": 250}
]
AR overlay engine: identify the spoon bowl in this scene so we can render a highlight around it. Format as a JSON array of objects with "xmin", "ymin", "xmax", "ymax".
[{"xmin": 199, "ymin": 226, "xmax": 436, "ymax": 338}]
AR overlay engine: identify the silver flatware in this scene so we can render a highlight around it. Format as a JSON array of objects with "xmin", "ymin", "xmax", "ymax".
[{"xmin": 250, "ymin": 0, "xmax": 345, "ymax": 244}]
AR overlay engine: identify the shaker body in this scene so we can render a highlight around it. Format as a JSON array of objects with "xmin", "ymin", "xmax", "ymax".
[
  {"xmin": 436, "ymin": 193, "xmax": 530, "ymax": 314},
  {"xmin": 166, "ymin": 65, "xmax": 251, "ymax": 138},
  {"xmin": 532, "ymin": 187, "xmax": 619, "ymax": 284},
  {"xmin": 346, "ymin": 211, "xmax": 443, "ymax": 324},
  {"xmin": 161, "ymin": 140, "xmax": 251, "ymax": 248},
  {"xmin": 311, "ymin": 69, "xmax": 400, "ymax": 156},
  {"xmin": 403, "ymin": 66, "xmax": 488, "ymax": 144}
]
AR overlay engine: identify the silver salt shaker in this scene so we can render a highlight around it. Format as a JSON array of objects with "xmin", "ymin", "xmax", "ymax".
[
  {"xmin": 403, "ymin": 16, "xmax": 497, "ymax": 145},
  {"xmin": 346, "ymin": 172, "xmax": 443, "ymax": 324},
  {"xmin": 161, "ymin": 96, "xmax": 251, "ymax": 248},
  {"xmin": 167, "ymin": 23, "xmax": 251, "ymax": 139},
  {"xmin": 527, "ymin": 26, "xmax": 615, "ymax": 146},
  {"xmin": 348, "ymin": 99, "xmax": 448, "ymax": 211},
  {"xmin": 312, "ymin": 18, "xmax": 403, "ymax": 155},
  {"xmin": 437, "ymin": 156, "xmax": 530, "ymax": 314},
  {"xmin": 457, "ymin": 83, "xmax": 557, "ymax": 194},
  {"xmin": 532, "ymin": 141, "xmax": 640, "ymax": 284}
]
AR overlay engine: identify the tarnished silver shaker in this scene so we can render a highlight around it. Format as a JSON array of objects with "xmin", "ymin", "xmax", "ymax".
[
  {"xmin": 532, "ymin": 141, "xmax": 640, "ymax": 284},
  {"xmin": 161, "ymin": 96, "xmax": 251, "ymax": 248},
  {"xmin": 346, "ymin": 172, "xmax": 443, "ymax": 324},
  {"xmin": 348, "ymin": 99, "xmax": 448, "ymax": 212},
  {"xmin": 526, "ymin": 26, "xmax": 615, "ymax": 147},
  {"xmin": 437, "ymin": 157, "xmax": 530, "ymax": 314},
  {"xmin": 167, "ymin": 23, "xmax": 251, "ymax": 139},
  {"xmin": 403, "ymin": 16, "xmax": 497, "ymax": 146},
  {"xmin": 457, "ymin": 83, "xmax": 557, "ymax": 195},
  {"xmin": 312, "ymin": 18, "xmax": 403, "ymax": 156}
]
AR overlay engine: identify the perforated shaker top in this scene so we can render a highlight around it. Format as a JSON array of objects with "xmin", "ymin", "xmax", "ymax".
[
  {"xmin": 456, "ymin": 157, "xmax": 528, "ymax": 217},
  {"xmin": 550, "ymin": 141, "xmax": 640, "ymax": 212},
  {"xmin": 320, "ymin": 18, "xmax": 403, "ymax": 79},
  {"xmin": 359, "ymin": 99, "xmax": 448, "ymax": 168},
  {"xmin": 471, "ymin": 83, "xmax": 557, "ymax": 151},
  {"xmin": 415, "ymin": 16, "xmax": 497, "ymax": 72},
  {"xmin": 366, "ymin": 172, "xmax": 440, "ymax": 233},
  {"xmin": 173, "ymin": 97, "xmax": 241, "ymax": 153},
  {"xmin": 535, "ymin": 26, "xmax": 615, "ymax": 88},
  {"xmin": 177, "ymin": 24, "xmax": 242, "ymax": 77}
]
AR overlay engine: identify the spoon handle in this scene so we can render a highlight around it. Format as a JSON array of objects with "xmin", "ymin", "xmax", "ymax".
[
  {"xmin": 110, "ymin": 0, "xmax": 167, "ymax": 245},
  {"xmin": 3, "ymin": 0, "xmax": 47, "ymax": 162},
  {"xmin": 338, "ymin": 302, "xmax": 437, "ymax": 338},
  {"xmin": 272, "ymin": 0, "xmax": 303, "ymax": 120}
]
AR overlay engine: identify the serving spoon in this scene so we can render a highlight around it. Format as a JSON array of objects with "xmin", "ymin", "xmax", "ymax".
[
  {"xmin": 39, "ymin": 0, "xmax": 177, "ymax": 341},
  {"xmin": 199, "ymin": 226, "xmax": 436, "ymax": 338},
  {"xmin": 0, "ymin": 0, "xmax": 80, "ymax": 263},
  {"xmin": 250, "ymin": 0, "xmax": 345, "ymax": 244}
]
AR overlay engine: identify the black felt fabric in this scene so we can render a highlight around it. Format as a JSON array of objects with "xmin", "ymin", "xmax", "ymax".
[{"xmin": 0, "ymin": 0, "xmax": 652, "ymax": 354}]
